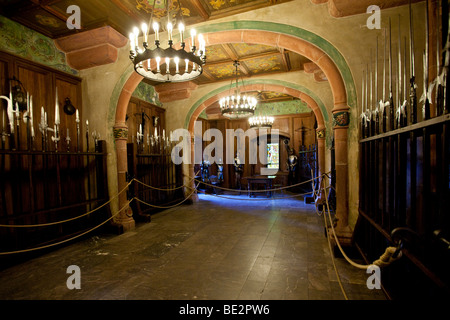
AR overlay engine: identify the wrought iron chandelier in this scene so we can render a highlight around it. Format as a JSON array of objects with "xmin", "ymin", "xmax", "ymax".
[
  {"xmin": 248, "ymin": 115, "xmax": 274, "ymax": 129},
  {"xmin": 219, "ymin": 61, "xmax": 257, "ymax": 119},
  {"xmin": 128, "ymin": 0, "xmax": 206, "ymax": 83}
]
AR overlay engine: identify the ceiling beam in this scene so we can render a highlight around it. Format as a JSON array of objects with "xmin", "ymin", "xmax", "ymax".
[
  {"xmin": 219, "ymin": 44, "xmax": 250, "ymax": 75},
  {"xmin": 190, "ymin": 0, "xmax": 211, "ymax": 20},
  {"xmin": 279, "ymin": 48, "xmax": 291, "ymax": 72}
]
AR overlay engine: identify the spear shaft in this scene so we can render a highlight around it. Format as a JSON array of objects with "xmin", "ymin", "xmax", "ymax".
[
  {"xmin": 375, "ymin": 36, "xmax": 380, "ymax": 134},
  {"xmin": 423, "ymin": 0, "xmax": 430, "ymax": 120},
  {"xmin": 388, "ymin": 18, "xmax": 395, "ymax": 131},
  {"xmin": 409, "ymin": 0, "xmax": 418, "ymax": 124}
]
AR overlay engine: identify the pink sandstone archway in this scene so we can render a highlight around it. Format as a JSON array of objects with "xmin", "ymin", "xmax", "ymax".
[
  {"xmin": 113, "ymin": 29, "xmax": 351, "ymax": 240},
  {"xmin": 185, "ymin": 82, "xmax": 327, "ymax": 202}
]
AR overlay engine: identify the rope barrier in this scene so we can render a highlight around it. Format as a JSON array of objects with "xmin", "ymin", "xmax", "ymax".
[
  {"xmin": 134, "ymin": 170, "xmax": 200, "ymax": 192},
  {"xmin": 195, "ymin": 187, "xmax": 316, "ymax": 201},
  {"xmin": 188, "ymin": 172, "xmax": 328, "ymax": 194},
  {"xmin": 321, "ymin": 177, "xmax": 402, "ymax": 270},
  {"xmin": 0, "ymin": 169, "xmax": 404, "ymax": 287},
  {"xmin": 0, "ymin": 180, "xmax": 134, "ymax": 228},
  {"xmin": 0, "ymin": 200, "xmax": 133, "ymax": 255},
  {"xmin": 133, "ymin": 182, "xmax": 201, "ymax": 209}
]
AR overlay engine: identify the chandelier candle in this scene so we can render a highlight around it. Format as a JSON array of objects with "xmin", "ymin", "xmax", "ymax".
[{"xmin": 128, "ymin": 0, "xmax": 206, "ymax": 83}]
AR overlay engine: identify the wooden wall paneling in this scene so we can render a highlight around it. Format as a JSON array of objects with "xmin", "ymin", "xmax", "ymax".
[
  {"xmin": 0, "ymin": 51, "xmax": 118, "ymax": 260},
  {"xmin": 55, "ymin": 76, "xmax": 81, "ymax": 152},
  {"xmin": 16, "ymin": 62, "xmax": 53, "ymax": 151}
]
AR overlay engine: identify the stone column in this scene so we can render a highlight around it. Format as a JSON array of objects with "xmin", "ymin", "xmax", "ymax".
[
  {"xmin": 316, "ymin": 128, "xmax": 327, "ymax": 203},
  {"xmin": 113, "ymin": 122, "xmax": 135, "ymax": 231},
  {"xmin": 316, "ymin": 128, "xmax": 326, "ymax": 178},
  {"xmin": 187, "ymin": 136, "xmax": 199, "ymax": 202},
  {"xmin": 332, "ymin": 109, "xmax": 352, "ymax": 245}
]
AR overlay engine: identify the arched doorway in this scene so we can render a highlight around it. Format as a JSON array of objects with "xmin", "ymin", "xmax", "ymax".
[
  {"xmin": 184, "ymin": 80, "xmax": 328, "ymax": 197},
  {"xmin": 112, "ymin": 22, "xmax": 355, "ymax": 239}
]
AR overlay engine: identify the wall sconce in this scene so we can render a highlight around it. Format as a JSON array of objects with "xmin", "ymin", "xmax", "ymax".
[
  {"xmin": 63, "ymin": 97, "xmax": 76, "ymax": 115},
  {"xmin": 9, "ymin": 76, "xmax": 27, "ymax": 111}
]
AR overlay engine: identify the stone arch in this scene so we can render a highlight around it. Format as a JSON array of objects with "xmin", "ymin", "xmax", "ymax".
[
  {"xmin": 184, "ymin": 80, "xmax": 329, "ymax": 195},
  {"xmin": 185, "ymin": 80, "xmax": 328, "ymax": 133},
  {"xmin": 112, "ymin": 21, "xmax": 355, "ymax": 236}
]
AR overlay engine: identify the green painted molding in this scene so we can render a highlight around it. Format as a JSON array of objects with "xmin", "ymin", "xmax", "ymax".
[
  {"xmin": 255, "ymin": 100, "xmax": 310, "ymax": 116},
  {"xmin": 184, "ymin": 78, "xmax": 333, "ymax": 146},
  {"xmin": 184, "ymin": 79, "xmax": 329, "ymax": 129},
  {"xmin": 111, "ymin": 20, "xmax": 357, "ymax": 147},
  {"xmin": 108, "ymin": 64, "xmax": 134, "ymax": 126},
  {"xmin": 0, "ymin": 15, "xmax": 78, "ymax": 75},
  {"xmin": 132, "ymin": 82, "xmax": 162, "ymax": 107},
  {"xmin": 190, "ymin": 20, "xmax": 357, "ymax": 119}
]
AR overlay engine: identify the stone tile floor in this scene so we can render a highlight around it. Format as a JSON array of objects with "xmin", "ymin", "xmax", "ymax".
[{"xmin": 0, "ymin": 193, "xmax": 387, "ymax": 300}]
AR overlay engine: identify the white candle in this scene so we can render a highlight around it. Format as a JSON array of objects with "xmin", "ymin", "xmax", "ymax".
[
  {"xmin": 154, "ymin": 127, "xmax": 157, "ymax": 138},
  {"xmin": 198, "ymin": 34, "xmax": 204, "ymax": 55},
  {"xmin": 167, "ymin": 22, "xmax": 173, "ymax": 41},
  {"xmin": 190, "ymin": 29, "xmax": 196, "ymax": 48},
  {"xmin": 129, "ymin": 33, "xmax": 135, "ymax": 52},
  {"xmin": 41, "ymin": 106, "xmax": 45, "ymax": 128},
  {"xmin": 29, "ymin": 95, "xmax": 33, "ymax": 125},
  {"xmin": 55, "ymin": 88, "xmax": 60, "ymax": 125},
  {"xmin": 178, "ymin": 23, "xmax": 184, "ymax": 43},
  {"xmin": 153, "ymin": 22, "xmax": 159, "ymax": 41},
  {"xmin": 133, "ymin": 27, "xmax": 139, "ymax": 51},
  {"xmin": 174, "ymin": 57, "xmax": 179, "ymax": 73},
  {"xmin": 141, "ymin": 23, "xmax": 148, "ymax": 43},
  {"xmin": 76, "ymin": 109, "xmax": 79, "ymax": 122},
  {"xmin": 165, "ymin": 57, "xmax": 170, "ymax": 73},
  {"xmin": 156, "ymin": 56, "xmax": 161, "ymax": 72}
]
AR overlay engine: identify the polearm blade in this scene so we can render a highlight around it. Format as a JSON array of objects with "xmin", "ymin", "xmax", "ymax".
[
  {"xmin": 375, "ymin": 36, "xmax": 380, "ymax": 134},
  {"xmin": 409, "ymin": 0, "xmax": 418, "ymax": 124},
  {"xmin": 0, "ymin": 93, "xmax": 12, "ymax": 148},
  {"xmin": 401, "ymin": 37, "xmax": 408, "ymax": 127},
  {"xmin": 381, "ymin": 27, "xmax": 388, "ymax": 133},
  {"xmin": 369, "ymin": 54, "xmax": 373, "ymax": 137},
  {"xmin": 396, "ymin": 15, "xmax": 402, "ymax": 128},
  {"xmin": 365, "ymin": 63, "xmax": 370, "ymax": 137},
  {"xmin": 435, "ymin": 0, "xmax": 444, "ymax": 116},
  {"xmin": 388, "ymin": 17, "xmax": 395, "ymax": 131},
  {"xmin": 361, "ymin": 69, "xmax": 366, "ymax": 139},
  {"xmin": 443, "ymin": 16, "xmax": 450, "ymax": 114},
  {"xmin": 422, "ymin": 0, "xmax": 431, "ymax": 120}
]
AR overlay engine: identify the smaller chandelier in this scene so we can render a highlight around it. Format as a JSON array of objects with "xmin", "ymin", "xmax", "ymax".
[
  {"xmin": 219, "ymin": 61, "xmax": 257, "ymax": 119},
  {"xmin": 249, "ymin": 116, "xmax": 275, "ymax": 129},
  {"xmin": 129, "ymin": 0, "xmax": 206, "ymax": 83}
]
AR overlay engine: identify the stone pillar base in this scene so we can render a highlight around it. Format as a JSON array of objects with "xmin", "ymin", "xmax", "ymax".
[
  {"xmin": 116, "ymin": 217, "xmax": 135, "ymax": 232},
  {"xmin": 328, "ymin": 225, "xmax": 353, "ymax": 247},
  {"xmin": 115, "ymin": 206, "xmax": 135, "ymax": 232}
]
